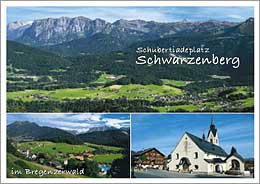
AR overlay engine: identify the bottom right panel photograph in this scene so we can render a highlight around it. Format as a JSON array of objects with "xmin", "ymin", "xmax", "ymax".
[{"xmin": 131, "ymin": 114, "xmax": 254, "ymax": 178}]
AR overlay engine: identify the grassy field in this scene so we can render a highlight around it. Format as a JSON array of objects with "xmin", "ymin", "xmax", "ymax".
[
  {"xmin": 91, "ymin": 73, "xmax": 125, "ymax": 85},
  {"xmin": 206, "ymin": 86, "xmax": 253, "ymax": 96},
  {"xmin": 85, "ymin": 142, "xmax": 122, "ymax": 151},
  {"xmin": 93, "ymin": 154, "xmax": 123, "ymax": 164},
  {"xmin": 7, "ymin": 153, "xmax": 84, "ymax": 178},
  {"xmin": 7, "ymin": 75, "xmax": 254, "ymax": 112},
  {"xmin": 16, "ymin": 141, "xmax": 123, "ymax": 164},
  {"xmin": 8, "ymin": 84, "xmax": 183, "ymax": 102},
  {"xmin": 17, "ymin": 141, "xmax": 95, "ymax": 156},
  {"xmin": 201, "ymin": 101, "xmax": 222, "ymax": 111},
  {"xmin": 239, "ymin": 97, "xmax": 254, "ymax": 108},
  {"xmin": 231, "ymin": 86, "xmax": 253, "ymax": 95},
  {"xmin": 154, "ymin": 104, "xmax": 199, "ymax": 112},
  {"xmin": 161, "ymin": 79, "xmax": 191, "ymax": 87}
]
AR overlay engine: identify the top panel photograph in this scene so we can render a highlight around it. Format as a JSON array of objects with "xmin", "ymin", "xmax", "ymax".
[{"xmin": 6, "ymin": 6, "xmax": 254, "ymax": 112}]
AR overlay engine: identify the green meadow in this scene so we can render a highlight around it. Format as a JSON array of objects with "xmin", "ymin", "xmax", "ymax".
[
  {"xmin": 85, "ymin": 142, "xmax": 122, "ymax": 151},
  {"xmin": 93, "ymin": 154, "xmax": 123, "ymax": 164},
  {"xmin": 7, "ymin": 75, "xmax": 254, "ymax": 112},
  {"xmin": 8, "ymin": 83, "xmax": 183, "ymax": 102},
  {"xmin": 16, "ymin": 141, "xmax": 95, "ymax": 156},
  {"xmin": 161, "ymin": 79, "xmax": 191, "ymax": 87},
  {"xmin": 239, "ymin": 97, "xmax": 254, "ymax": 108},
  {"xmin": 16, "ymin": 141, "xmax": 123, "ymax": 165},
  {"xmin": 17, "ymin": 141, "xmax": 122, "ymax": 154},
  {"xmin": 154, "ymin": 104, "xmax": 199, "ymax": 112}
]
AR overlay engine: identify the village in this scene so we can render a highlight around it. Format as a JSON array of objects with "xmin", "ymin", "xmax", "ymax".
[
  {"xmin": 132, "ymin": 119, "xmax": 254, "ymax": 178},
  {"xmin": 15, "ymin": 142, "xmax": 115, "ymax": 176}
]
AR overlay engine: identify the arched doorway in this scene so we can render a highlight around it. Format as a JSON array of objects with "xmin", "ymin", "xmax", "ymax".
[
  {"xmin": 179, "ymin": 157, "xmax": 191, "ymax": 172},
  {"xmin": 231, "ymin": 159, "xmax": 240, "ymax": 170},
  {"xmin": 215, "ymin": 165, "xmax": 223, "ymax": 173}
]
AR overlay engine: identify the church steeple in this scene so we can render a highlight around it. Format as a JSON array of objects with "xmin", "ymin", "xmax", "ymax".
[
  {"xmin": 207, "ymin": 116, "xmax": 219, "ymax": 145},
  {"xmin": 210, "ymin": 116, "xmax": 215, "ymax": 128}
]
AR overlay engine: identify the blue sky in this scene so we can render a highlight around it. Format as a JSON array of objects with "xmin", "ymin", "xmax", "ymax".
[
  {"xmin": 7, "ymin": 113, "xmax": 130, "ymax": 134},
  {"xmin": 7, "ymin": 6, "xmax": 253, "ymax": 23},
  {"xmin": 131, "ymin": 114, "xmax": 254, "ymax": 158}
]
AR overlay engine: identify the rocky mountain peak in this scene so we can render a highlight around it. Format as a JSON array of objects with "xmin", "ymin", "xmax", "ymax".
[
  {"xmin": 7, "ymin": 21, "xmax": 29, "ymax": 30},
  {"xmin": 7, "ymin": 16, "xmax": 248, "ymax": 46},
  {"xmin": 8, "ymin": 121, "xmax": 39, "ymax": 128}
]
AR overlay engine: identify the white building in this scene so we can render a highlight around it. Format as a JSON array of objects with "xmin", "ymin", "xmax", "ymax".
[{"xmin": 168, "ymin": 118, "xmax": 245, "ymax": 174}]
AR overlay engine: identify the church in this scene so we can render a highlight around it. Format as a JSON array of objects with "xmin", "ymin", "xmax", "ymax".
[{"xmin": 167, "ymin": 118, "xmax": 245, "ymax": 174}]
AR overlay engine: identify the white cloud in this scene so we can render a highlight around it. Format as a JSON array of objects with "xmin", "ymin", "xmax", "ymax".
[
  {"xmin": 8, "ymin": 113, "xmax": 130, "ymax": 133},
  {"xmin": 47, "ymin": 120, "xmax": 92, "ymax": 128},
  {"xmin": 228, "ymin": 14, "xmax": 243, "ymax": 20},
  {"xmin": 68, "ymin": 114, "xmax": 102, "ymax": 122},
  {"xmin": 103, "ymin": 118, "xmax": 130, "ymax": 128},
  {"xmin": 58, "ymin": 127, "xmax": 90, "ymax": 134}
]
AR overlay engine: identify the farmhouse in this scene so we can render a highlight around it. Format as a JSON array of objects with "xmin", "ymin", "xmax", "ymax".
[
  {"xmin": 168, "ymin": 118, "xmax": 245, "ymax": 174},
  {"xmin": 75, "ymin": 155, "xmax": 84, "ymax": 161},
  {"xmin": 83, "ymin": 151, "xmax": 94, "ymax": 159},
  {"xmin": 134, "ymin": 148, "xmax": 165, "ymax": 169}
]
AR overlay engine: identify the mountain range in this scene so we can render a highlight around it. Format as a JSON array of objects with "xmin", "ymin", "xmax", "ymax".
[
  {"xmin": 6, "ymin": 16, "xmax": 254, "ymax": 99},
  {"xmin": 7, "ymin": 16, "xmax": 244, "ymax": 55},
  {"xmin": 7, "ymin": 121, "xmax": 129, "ymax": 147},
  {"xmin": 7, "ymin": 17, "xmax": 254, "ymax": 84}
]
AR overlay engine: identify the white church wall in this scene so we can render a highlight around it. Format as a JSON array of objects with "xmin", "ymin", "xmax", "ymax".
[
  {"xmin": 168, "ymin": 133, "xmax": 209, "ymax": 173},
  {"xmin": 207, "ymin": 164, "xmax": 214, "ymax": 173}
]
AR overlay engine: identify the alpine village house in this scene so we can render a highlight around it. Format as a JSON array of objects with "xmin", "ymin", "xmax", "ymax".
[
  {"xmin": 134, "ymin": 148, "xmax": 165, "ymax": 170},
  {"xmin": 167, "ymin": 118, "xmax": 245, "ymax": 174}
]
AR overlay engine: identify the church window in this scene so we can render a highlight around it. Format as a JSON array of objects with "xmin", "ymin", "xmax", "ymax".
[
  {"xmin": 195, "ymin": 165, "xmax": 199, "ymax": 169},
  {"xmin": 176, "ymin": 153, "xmax": 179, "ymax": 159},
  {"xmin": 194, "ymin": 152, "xmax": 198, "ymax": 159},
  {"xmin": 210, "ymin": 138, "xmax": 213, "ymax": 143},
  {"xmin": 184, "ymin": 140, "xmax": 188, "ymax": 152}
]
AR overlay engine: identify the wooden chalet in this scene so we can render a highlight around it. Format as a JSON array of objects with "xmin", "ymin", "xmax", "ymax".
[{"xmin": 134, "ymin": 148, "xmax": 165, "ymax": 169}]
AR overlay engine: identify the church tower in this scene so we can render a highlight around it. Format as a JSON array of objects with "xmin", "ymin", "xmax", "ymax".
[{"xmin": 207, "ymin": 117, "xmax": 219, "ymax": 145}]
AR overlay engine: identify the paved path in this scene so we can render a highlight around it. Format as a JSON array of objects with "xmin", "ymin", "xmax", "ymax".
[{"xmin": 133, "ymin": 169, "xmax": 252, "ymax": 178}]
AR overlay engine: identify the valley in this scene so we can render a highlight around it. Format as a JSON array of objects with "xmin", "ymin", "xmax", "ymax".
[
  {"xmin": 7, "ymin": 82, "xmax": 253, "ymax": 112},
  {"xmin": 6, "ymin": 17, "xmax": 254, "ymax": 112},
  {"xmin": 7, "ymin": 121, "xmax": 130, "ymax": 178}
]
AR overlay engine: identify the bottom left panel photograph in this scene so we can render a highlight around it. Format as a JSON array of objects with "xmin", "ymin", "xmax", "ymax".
[{"xmin": 6, "ymin": 113, "xmax": 130, "ymax": 178}]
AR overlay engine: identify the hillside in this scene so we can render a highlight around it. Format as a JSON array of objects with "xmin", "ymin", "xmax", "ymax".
[
  {"xmin": 7, "ymin": 40, "xmax": 99, "ymax": 92},
  {"xmin": 127, "ymin": 19, "xmax": 254, "ymax": 85},
  {"xmin": 7, "ymin": 121, "xmax": 83, "ymax": 145},
  {"xmin": 7, "ymin": 121, "xmax": 130, "ymax": 147},
  {"xmin": 77, "ymin": 129, "xmax": 130, "ymax": 148},
  {"xmin": 7, "ymin": 40, "xmax": 71, "ymax": 75}
]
